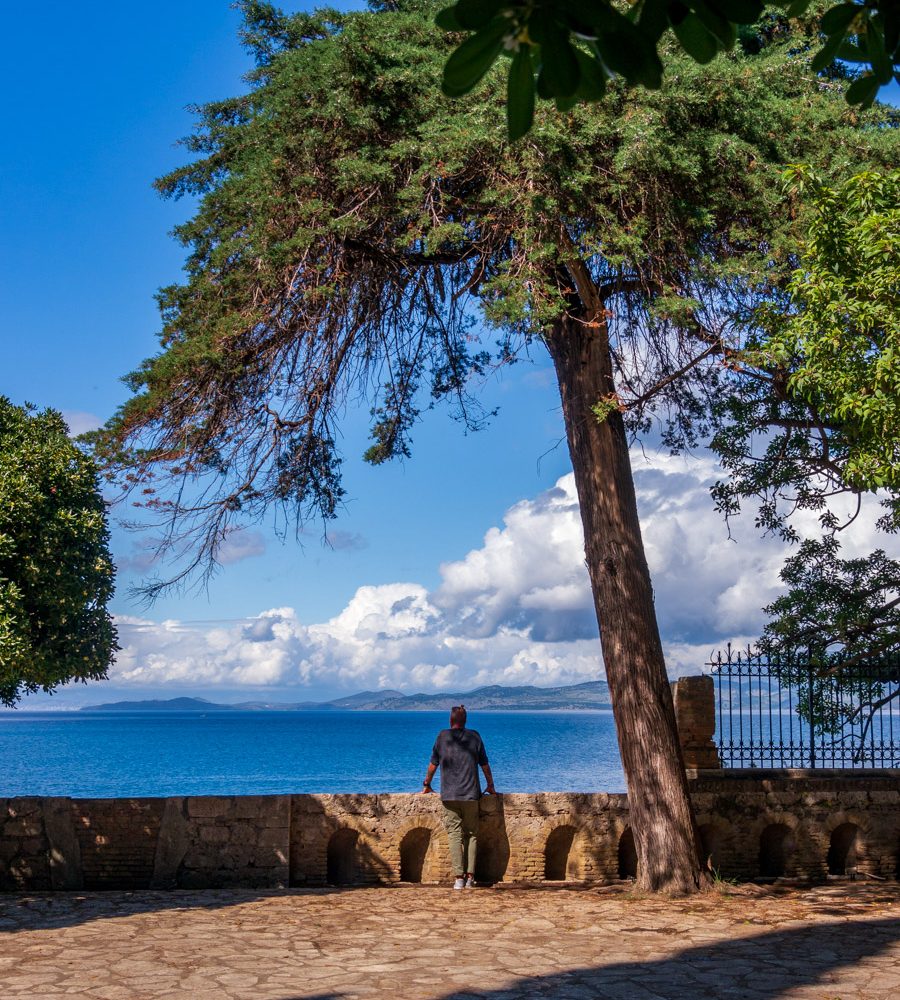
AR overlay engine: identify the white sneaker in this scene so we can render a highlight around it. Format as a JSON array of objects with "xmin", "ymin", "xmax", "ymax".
[
  {"xmin": 464, "ymin": 875, "xmax": 475, "ymax": 888},
  {"xmin": 453, "ymin": 877, "xmax": 466, "ymax": 890}
]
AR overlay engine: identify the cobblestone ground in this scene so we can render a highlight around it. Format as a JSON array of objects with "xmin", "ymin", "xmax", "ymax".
[{"xmin": 0, "ymin": 882, "xmax": 898, "ymax": 999}]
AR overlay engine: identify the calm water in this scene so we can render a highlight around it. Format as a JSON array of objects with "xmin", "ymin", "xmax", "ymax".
[{"xmin": 0, "ymin": 710, "xmax": 625, "ymax": 798}]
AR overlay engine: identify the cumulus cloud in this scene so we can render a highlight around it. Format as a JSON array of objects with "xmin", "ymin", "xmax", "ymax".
[{"xmin": 109, "ymin": 453, "xmax": 900, "ymax": 695}]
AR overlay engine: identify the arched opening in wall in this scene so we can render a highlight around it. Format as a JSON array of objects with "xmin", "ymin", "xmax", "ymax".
[
  {"xmin": 758, "ymin": 824, "xmax": 794, "ymax": 879},
  {"xmin": 399, "ymin": 828, "xmax": 431, "ymax": 884},
  {"xmin": 474, "ymin": 825, "xmax": 510, "ymax": 885},
  {"xmin": 618, "ymin": 828, "xmax": 638, "ymax": 880},
  {"xmin": 828, "ymin": 823, "xmax": 859, "ymax": 876},
  {"xmin": 326, "ymin": 828, "xmax": 359, "ymax": 886},
  {"xmin": 698, "ymin": 823, "xmax": 721, "ymax": 872},
  {"xmin": 544, "ymin": 826, "xmax": 577, "ymax": 881}
]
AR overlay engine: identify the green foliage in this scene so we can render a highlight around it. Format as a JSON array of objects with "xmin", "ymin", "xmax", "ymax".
[
  {"xmin": 438, "ymin": 1, "xmax": 900, "ymax": 138},
  {"xmin": 710, "ymin": 168, "xmax": 900, "ymax": 540},
  {"xmin": 762, "ymin": 167, "xmax": 900, "ymax": 490},
  {"xmin": 0, "ymin": 398, "xmax": 117, "ymax": 707},
  {"xmin": 91, "ymin": 0, "xmax": 895, "ymax": 589},
  {"xmin": 756, "ymin": 537, "xmax": 900, "ymax": 739},
  {"xmin": 710, "ymin": 169, "xmax": 900, "ymax": 727},
  {"xmin": 759, "ymin": 536, "xmax": 900, "ymax": 663}
]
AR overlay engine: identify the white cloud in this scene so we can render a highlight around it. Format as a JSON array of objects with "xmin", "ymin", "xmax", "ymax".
[
  {"xmin": 218, "ymin": 529, "xmax": 266, "ymax": 565},
  {"xmin": 61, "ymin": 410, "xmax": 103, "ymax": 436},
  {"xmin": 107, "ymin": 452, "xmax": 900, "ymax": 696}
]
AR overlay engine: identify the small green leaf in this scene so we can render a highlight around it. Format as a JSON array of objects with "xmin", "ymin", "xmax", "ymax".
[
  {"xmin": 556, "ymin": 93, "xmax": 579, "ymax": 112},
  {"xmin": 688, "ymin": 0, "xmax": 737, "ymax": 48},
  {"xmin": 845, "ymin": 72, "xmax": 880, "ymax": 106},
  {"xmin": 535, "ymin": 17, "xmax": 580, "ymax": 97},
  {"xmin": 674, "ymin": 14, "xmax": 721, "ymax": 64},
  {"xmin": 442, "ymin": 18, "xmax": 509, "ymax": 97},
  {"xmin": 435, "ymin": 6, "xmax": 463, "ymax": 31},
  {"xmin": 820, "ymin": 3, "xmax": 861, "ymax": 35},
  {"xmin": 637, "ymin": 0, "xmax": 671, "ymax": 40},
  {"xmin": 507, "ymin": 48, "xmax": 535, "ymax": 141},
  {"xmin": 712, "ymin": 0, "xmax": 766, "ymax": 23},
  {"xmin": 536, "ymin": 66, "xmax": 554, "ymax": 99},
  {"xmin": 867, "ymin": 20, "xmax": 895, "ymax": 83},
  {"xmin": 811, "ymin": 29, "xmax": 845, "ymax": 72},
  {"xmin": 454, "ymin": 0, "xmax": 505, "ymax": 31},
  {"xmin": 574, "ymin": 48, "xmax": 607, "ymax": 101},
  {"xmin": 593, "ymin": 10, "xmax": 664, "ymax": 88},
  {"xmin": 836, "ymin": 40, "xmax": 870, "ymax": 63},
  {"xmin": 784, "ymin": 0, "xmax": 812, "ymax": 15}
]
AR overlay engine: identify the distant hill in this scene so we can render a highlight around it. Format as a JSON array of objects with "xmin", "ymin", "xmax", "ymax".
[
  {"xmin": 327, "ymin": 689, "xmax": 406, "ymax": 709},
  {"xmin": 338, "ymin": 682, "xmax": 612, "ymax": 711},
  {"xmin": 82, "ymin": 681, "xmax": 611, "ymax": 713},
  {"xmin": 82, "ymin": 696, "xmax": 230, "ymax": 713}
]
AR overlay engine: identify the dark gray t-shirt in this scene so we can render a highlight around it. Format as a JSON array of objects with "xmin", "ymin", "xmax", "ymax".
[{"xmin": 430, "ymin": 728, "xmax": 488, "ymax": 801}]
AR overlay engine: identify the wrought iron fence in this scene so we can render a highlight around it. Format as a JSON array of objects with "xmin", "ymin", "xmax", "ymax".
[{"xmin": 708, "ymin": 646, "xmax": 900, "ymax": 768}]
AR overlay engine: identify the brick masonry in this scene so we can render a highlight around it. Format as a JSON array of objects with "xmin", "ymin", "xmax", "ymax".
[
  {"xmin": 2, "ymin": 680, "xmax": 897, "ymax": 891},
  {"xmin": 1, "ymin": 775, "xmax": 898, "ymax": 891}
]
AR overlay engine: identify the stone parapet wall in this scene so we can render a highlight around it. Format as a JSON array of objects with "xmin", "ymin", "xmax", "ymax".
[{"xmin": 2, "ymin": 772, "xmax": 898, "ymax": 891}]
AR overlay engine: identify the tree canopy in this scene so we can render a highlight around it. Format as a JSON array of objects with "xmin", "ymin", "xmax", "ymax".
[
  {"xmin": 756, "ymin": 167, "xmax": 900, "ymax": 491},
  {"xmin": 93, "ymin": 1, "xmax": 894, "ymax": 586},
  {"xmin": 436, "ymin": 1, "xmax": 900, "ymax": 138},
  {"xmin": 0, "ymin": 398, "xmax": 117, "ymax": 707},
  {"xmin": 711, "ymin": 168, "xmax": 900, "ymax": 732},
  {"xmin": 91, "ymin": 0, "xmax": 895, "ymax": 892},
  {"xmin": 712, "ymin": 168, "xmax": 900, "ymax": 540}
]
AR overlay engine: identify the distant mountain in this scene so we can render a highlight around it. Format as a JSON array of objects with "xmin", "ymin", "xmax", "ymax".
[
  {"xmin": 82, "ymin": 696, "xmax": 230, "ymax": 713},
  {"xmin": 82, "ymin": 681, "xmax": 611, "ymax": 713},
  {"xmin": 327, "ymin": 689, "xmax": 406, "ymax": 709},
  {"xmin": 350, "ymin": 682, "xmax": 612, "ymax": 711}
]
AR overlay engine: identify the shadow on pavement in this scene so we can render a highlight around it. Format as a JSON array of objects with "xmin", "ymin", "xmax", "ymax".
[
  {"xmin": 0, "ymin": 887, "xmax": 367, "ymax": 932},
  {"xmin": 435, "ymin": 916, "xmax": 900, "ymax": 1000}
]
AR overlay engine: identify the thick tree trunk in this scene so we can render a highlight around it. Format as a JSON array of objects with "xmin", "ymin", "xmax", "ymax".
[{"xmin": 545, "ymin": 286, "xmax": 708, "ymax": 895}]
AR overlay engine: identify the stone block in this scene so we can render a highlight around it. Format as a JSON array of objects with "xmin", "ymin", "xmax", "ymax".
[
  {"xmin": 198, "ymin": 825, "xmax": 230, "ymax": 844},
  {"xmin": 187, "ymin": 797, "xmax": 233, "ymax": 819}
]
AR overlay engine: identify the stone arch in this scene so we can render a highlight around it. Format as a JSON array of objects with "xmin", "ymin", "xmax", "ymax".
[
  {"xmin": 618, "ymin": 827, "xmax": 638, "ymax": 880},
  {"xmin": 326, "ymin": 828, "xmax": 359, "ymax": 886},
  {"xmin": 544, "ymin": 825, "xmax": 580, "ymax": 881},
  {"xmin": 475, "ymin": 824, "xmax": 510, "ymax": 884},
  {"xmin": 697, "ymin": 821, "xmax": 725, "ymax": 873},
  {"xmin": 399, "ymin": 827, "xmax": 432, "ymax": 884},
  {"xmin": 759, "ymin": 823, "xmax": 795, "ymax": 878},
  {"xmin": 827, "ymin": 823, "xmax": 859, "ymax": 876}
]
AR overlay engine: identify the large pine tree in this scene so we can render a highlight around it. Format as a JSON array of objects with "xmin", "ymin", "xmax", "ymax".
[{"xmin": 94, "ymin": 1, "xmax": 895, "ymax": 892}]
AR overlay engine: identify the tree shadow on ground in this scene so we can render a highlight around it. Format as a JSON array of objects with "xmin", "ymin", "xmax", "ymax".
[
  {"xmin": 434, "ymin": 916, "xmax": 900, "ymax": 1000},
  {"xmin": 0, "ymin": 886, "xmax": 386, "ymax": 933}
]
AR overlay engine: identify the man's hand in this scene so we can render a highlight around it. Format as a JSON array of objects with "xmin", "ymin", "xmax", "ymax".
[
  {"xmin": 420, "ymin": 785, "xmax": 435, "ymax": 794},
  {"xmin": 484, "ymin": 784, "xmax": 497, "ymax": 795}
]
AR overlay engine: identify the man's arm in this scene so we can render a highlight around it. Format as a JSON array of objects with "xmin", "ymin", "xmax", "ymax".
[
  {"xmin": 481, "ymin": 762, "xmax": 496, "ymax": 794},
  {"xmin": 421, "ymin": 761, "xmax": 437, "ymax": 794}
]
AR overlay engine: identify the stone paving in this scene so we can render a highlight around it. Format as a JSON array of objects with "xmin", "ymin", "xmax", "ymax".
[{"xmin": 0, "ymin": 882, "xmax": 898, "ymax": 999}]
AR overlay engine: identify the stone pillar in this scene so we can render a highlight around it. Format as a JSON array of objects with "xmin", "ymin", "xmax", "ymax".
[{"xmin": 670, "ymin": 675, "xmax": 721, "ymax": 769}]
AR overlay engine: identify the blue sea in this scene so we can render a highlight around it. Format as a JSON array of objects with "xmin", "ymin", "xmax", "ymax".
[{"xmin": 0, "ymin": 710, "xmax": 626, "ymax": 798}]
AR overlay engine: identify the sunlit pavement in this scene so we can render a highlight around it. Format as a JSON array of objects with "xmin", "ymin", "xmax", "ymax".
[{"xmin": 1, "ymin": 882, "xmax": 898, "ymax": 998}]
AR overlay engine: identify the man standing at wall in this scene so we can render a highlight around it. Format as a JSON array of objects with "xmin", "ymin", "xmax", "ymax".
[{"xmin": 422, "ymin": 705, "xmax": 496, "ymax": 889}]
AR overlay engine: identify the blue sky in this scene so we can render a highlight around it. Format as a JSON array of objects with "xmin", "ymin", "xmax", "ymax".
[{"xmin": 2, "ymin": 2, "xmax": 898, "ymax": 707}]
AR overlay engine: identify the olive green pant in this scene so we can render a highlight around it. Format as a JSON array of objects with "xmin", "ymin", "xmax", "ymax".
[{"xmin": 441, "ymin": 800, "xmax": 479, "ymax": 877}]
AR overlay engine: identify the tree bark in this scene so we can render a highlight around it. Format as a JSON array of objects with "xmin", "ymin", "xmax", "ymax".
[{"xmin": 545, "ymin": 269, "xmax": 708, "ymax": 895}]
